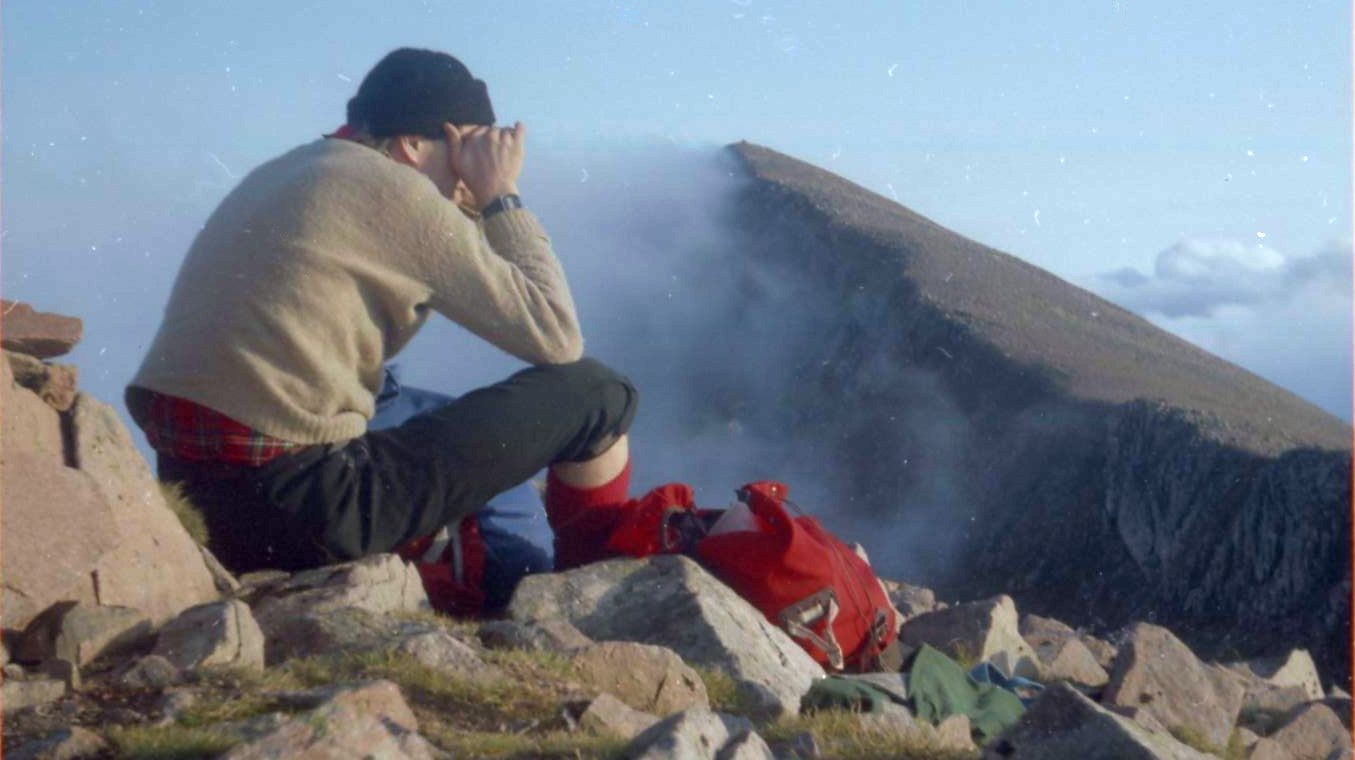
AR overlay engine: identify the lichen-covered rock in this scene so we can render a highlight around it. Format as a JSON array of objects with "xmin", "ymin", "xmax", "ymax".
[
  {"xmin": 623, "ymin": 709, "xmax": 771, "ymax": 760},
  {"xmin": 898, "ymin": 595, "xmax": 1040, "ymax": 679},
  {"xmin": 1245, "ymin": 737, "xmax": 1295, "ymax": 760},
  {"xmin": 1037, "ymin": 636, "xmax": 1109, "ymax": 688},
  {"xmin": 152, "ymin": 599, "xmax": 264, "ymax": 673},
  {"xmin": 1102, "ymin": 623, "xmax": 1244, "ymax": 751},
  {"xmin": 218, "ymin": 680, "xmax": 440, "ymax": 760},
  {"xmin": 392, "ymin": 629, "xmax": 500, "ymax": 680},
  {"xmin": 880, "ymin": 580, "xmax": 940, "ymax": 620},
  {"xmin": 508, "ymin": 556, "xmax": 823, "ymax": 717},
  {"xmin": 1, "ymin": 355, "xmax": 65, "ymax": 465},
  {"xmin": 5, "ymin": 351, "xmax": 77, "ymax": 412},
  {"xmin": 1266, "ymin": 703, "xmax": 1351, "ymax": 760},
  {"xmin": 251, "ymin": 554, "xmax": 429, "ymax": 663},
  {"xmin": 115, "ymin": 655, "xmax": 181, "ymax": 691},
  {"xmin": 252, "ymin": 554, "xmax": 427, "ymax": 620},
  {"xmin": 477, "ymin": 618, "xmax": 593, "ymax": 654},
  {"xmin": 70, "ymin": 393, "xmax": 222, "ymax": 623},
  {"xmin": 985, "ymin": 682, "xmax": 1213, "ymax": 759},
  {"xmin": 572, "ymin": 641, "xmax": 709, "ymax": 715},
  {"xmin": 1225, "ymin": 649, "xmax": 1324, "ymax": 702},
  {"xmin": 1, "ymin": 455, "xmax": 113, "ymax": 629},
  {"xmin": 15, "ymin": 602, "xmax": 151, "ymax": 667},
  {"xmin": 574, "ymin": 693, "xmax": 660, "ymax": 740}
]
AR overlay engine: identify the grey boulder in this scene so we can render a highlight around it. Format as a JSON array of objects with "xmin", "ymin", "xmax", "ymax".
[
  {"xmin": 218, "ymin": 680, "xmax": 442, "ymax": 760},
  {"xmin": 152, "ymin": 599, "xmax": 264, "ymax": 673},
  {"xmin": 623, "ymin": 709, "xmax": 772, "ymax": 760},
  {"xmin": 984, "ymin": 682, "xmax": 1214, "ymax": 759},
  {"xmin": 1101, "ymin": 623, "xmax": 1244, "ymax": 751},
  {"xmin": 508, "ymin": 556, "xmax": 823, "ymax": 717}
]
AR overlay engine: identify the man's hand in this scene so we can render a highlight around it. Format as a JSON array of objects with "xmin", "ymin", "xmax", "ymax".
[{"xmin": 444, "ymin": 121, "xmax": 524, "ymax": 212}]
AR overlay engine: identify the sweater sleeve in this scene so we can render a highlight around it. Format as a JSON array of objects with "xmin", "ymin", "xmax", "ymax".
[{"xmin": 413, "ymin": 198, "xmax": 584, "ymax": 365}]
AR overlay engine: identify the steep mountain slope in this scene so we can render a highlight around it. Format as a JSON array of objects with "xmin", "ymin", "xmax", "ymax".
[{"xmin": 721, "ymin": 141, "xmax": 1351, "ymax": 680}]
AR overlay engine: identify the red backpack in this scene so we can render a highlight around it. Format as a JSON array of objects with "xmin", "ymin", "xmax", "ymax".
[{"xmin": 607, "ymin": 480, "xmax": 900, "ymax": 672}]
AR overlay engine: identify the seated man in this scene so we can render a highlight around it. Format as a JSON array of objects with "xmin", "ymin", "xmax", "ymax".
[{"xmin": 127, "ymin": 47, "xmax": 638, "ymax": 612}]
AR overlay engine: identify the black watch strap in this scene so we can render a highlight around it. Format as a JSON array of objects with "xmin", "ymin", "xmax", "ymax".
[{"xmin": 482, "ymin": 193, "xmax": 524, "ymax": 219}]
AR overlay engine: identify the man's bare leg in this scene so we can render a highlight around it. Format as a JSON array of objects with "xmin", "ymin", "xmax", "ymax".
[
  {"xmin": 550, "ymin": 434, "xmax": 629, "ymax": 488},
  {"xmin": 544, "ymin": 434, "xmax": 633, "ymax": 568}
]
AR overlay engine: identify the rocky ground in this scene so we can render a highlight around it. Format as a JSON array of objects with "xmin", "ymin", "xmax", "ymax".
[
  {"xmin": 3, "ymin": 551, "xmax": 1352, "ymax": 759},
  {"xmin": 3, "ymin": 302, "xmax": 1351, "ymax": 760}
]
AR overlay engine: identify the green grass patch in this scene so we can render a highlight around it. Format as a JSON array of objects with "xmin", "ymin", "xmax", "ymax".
[
  {"xmin": 105, "ymin": 723, "xmax": 238, "ymax": 760},
  {"xmin": 1220, "ymin": 728, "xmax": 1249, "ymax": 760},
  {"xmin": 482, "ymin": 647, "xmax": 576, "ymax": 680},
  {"xmin": 389, "ymin": 607, "xmax": 479, "ymax": 637},
  {"xmin": 694, "ymin": 666, "xmax": 759, "ymax": 715},
  {"xmin": 284, "ymin": 648, "xmax": 573, "ymax": 732},
  {"xmin": 763, "ymin": 711, "xmax": 981, "ymax": 760},
  {"xmin": 159, "ymin": 481, "xmax": 209, "ymax": 546},
  {"xmin": 421, "ymin": 726, "xmax": 627, "ymax": 760},
  {"xmin": 1168, "ymin": 724, "xmax": 1223, "ymax": 756}
]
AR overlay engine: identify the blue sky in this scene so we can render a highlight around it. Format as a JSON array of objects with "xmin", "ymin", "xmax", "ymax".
[{"xmin": 4, "ymin": 1, "xmax": 1351, "ymax": 430}]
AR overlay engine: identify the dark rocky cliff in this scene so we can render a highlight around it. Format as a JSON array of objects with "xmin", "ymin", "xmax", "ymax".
[{"xmin": 717, "ymin": 141, "xmax": 1351, "ymax": 682}]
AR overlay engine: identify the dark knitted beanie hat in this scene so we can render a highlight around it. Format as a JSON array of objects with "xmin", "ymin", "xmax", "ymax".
[{"xmin": 347, "ymin": 48, "xmax": 495, "ymax": 138}]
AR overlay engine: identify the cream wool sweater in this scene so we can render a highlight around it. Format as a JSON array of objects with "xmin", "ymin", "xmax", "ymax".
[{"xmin": 129, "ymin": 138, "xmax": 582, "ymax": 444}]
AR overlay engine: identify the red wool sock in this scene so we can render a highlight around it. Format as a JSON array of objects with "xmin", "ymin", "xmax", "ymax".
[{"xmin": 545, "ymin": 460, "xmax": 632, "ymax": 570}]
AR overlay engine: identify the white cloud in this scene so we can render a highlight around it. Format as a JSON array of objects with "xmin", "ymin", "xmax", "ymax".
[
  {"xmin": 1101, "ymin": 238, "xmax": 1350, "ymax": 318},
  {"xmin": 1100, "ymin": 237, "xmax": 1352, "ymax": 420}
]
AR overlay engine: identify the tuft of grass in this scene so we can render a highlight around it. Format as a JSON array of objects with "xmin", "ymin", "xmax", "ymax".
[
  {"xmin": 159, "ymin": 481, "xmax": 209, "ymax": 546},
  {"xmin": 283, "ymin": 649, "xmax": 573, "ymax": 732},
  {"xmin": 421, "ymin": 726, "xmax": 627, "ymax": 760},
  {"xmin": 1220, "ymin": 728, "xmax": 1249, "ymax": 760},
  {"xmin": 389, "ymin": 607, "xmax": 478, "ymax": 636},
  {"xmin": 105, "ymin": 724, "xmax": 238, "ymax": 760},
  {"xmin": 482, "ymin": 646, "xmax": 576, "ymax": 680},
  {"xmin": 694, "ymin": 666, "xmax": 759, "ymax": 715},
  {"xmin": 1168, "ymin": 724, "xmax": 1223, "ymax": 756},
  {"xmin": 763, "ymin": 711, "xmax": 981, "ymax": 760}
]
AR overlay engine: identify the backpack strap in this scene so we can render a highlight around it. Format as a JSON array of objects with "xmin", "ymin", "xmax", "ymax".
[{"xmin": 778, "ymin": 588, "xmax": 845, "ymax": 671}]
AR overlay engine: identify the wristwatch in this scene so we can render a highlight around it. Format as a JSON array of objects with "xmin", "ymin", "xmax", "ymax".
[{"xmin": 481, "ymin": 194, "xmax": 524, "ymax": 219}]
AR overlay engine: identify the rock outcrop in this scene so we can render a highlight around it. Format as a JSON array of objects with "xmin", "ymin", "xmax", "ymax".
[
  {"xmin": 1, "ymin": 304, "xmax": 219, "ymax": 635},
  {"xmin": 719, "ymin": 142, "xmax": 1352, "ymax": 680}
]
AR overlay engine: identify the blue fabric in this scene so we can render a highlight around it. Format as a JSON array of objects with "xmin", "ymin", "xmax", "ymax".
[
  {"xmin": 968, "ymin": 661, "xmax": 1045, "ymax": 707},
  {"xmin": 370, "ymin": 365, "xmax": 554, "ymax": 609}
]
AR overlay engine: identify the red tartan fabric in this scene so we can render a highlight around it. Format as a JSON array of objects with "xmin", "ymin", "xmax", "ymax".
[{"xmin": 142, "ymin": 391, "xmax": 302, "ymax": 466}]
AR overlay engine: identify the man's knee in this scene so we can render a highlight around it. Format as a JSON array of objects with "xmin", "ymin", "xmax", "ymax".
[
  {"xmin": 539, "ymin": 358, "xmax": 638, "ymax": 461},
  {"xmin": 546, "ymin": 357, "xmax": 638, "ymax": 424}
]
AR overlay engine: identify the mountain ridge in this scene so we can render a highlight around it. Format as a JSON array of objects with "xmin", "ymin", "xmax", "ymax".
[{"xmin": 730, "ymin": 140, "xmax": 1350, "ymax": 456}]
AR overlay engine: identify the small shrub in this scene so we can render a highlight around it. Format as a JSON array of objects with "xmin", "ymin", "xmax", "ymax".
[{"xmin": 159, "ymin": 481, "xmax": 209, "ymax": 546}]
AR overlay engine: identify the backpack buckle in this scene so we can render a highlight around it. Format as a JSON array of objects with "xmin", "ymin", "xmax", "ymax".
[{"xmin": 778, "ymin": 588, "xmax": 845, "ymax": 671}]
